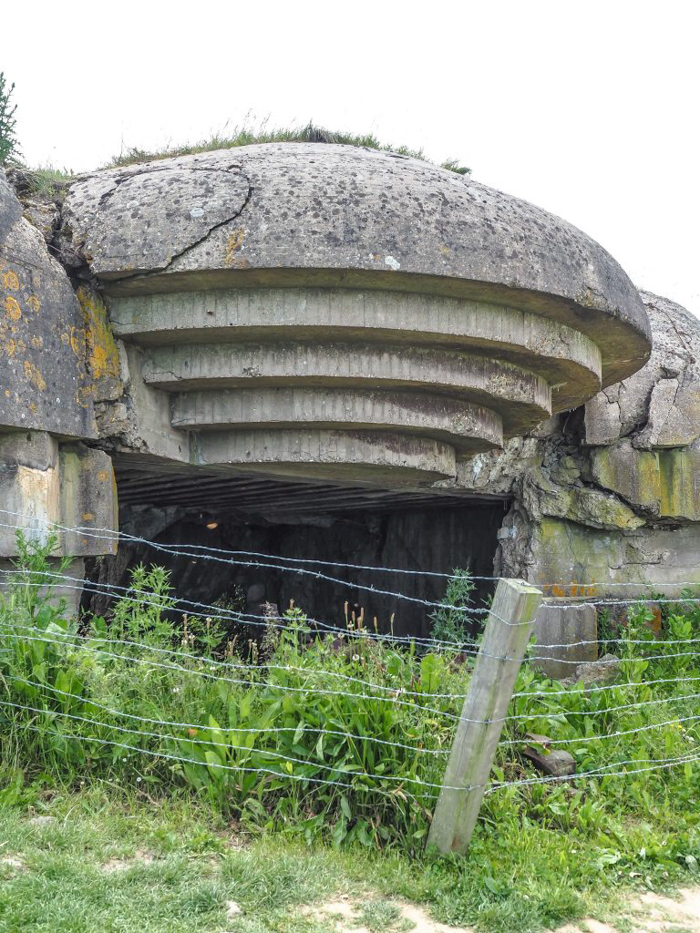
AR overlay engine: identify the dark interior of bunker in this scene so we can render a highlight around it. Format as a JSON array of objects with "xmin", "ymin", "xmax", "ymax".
[{"xmin": 83, "ymin": 462, "xmax": 507, "ymax": 642}]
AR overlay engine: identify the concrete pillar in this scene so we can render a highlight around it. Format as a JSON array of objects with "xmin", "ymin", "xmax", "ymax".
[
  {"xmin": 0, "ymin": 431, "xmax": 117, "ymax": 615},
  {"xmin": 532, "ymin": 600, "xmax": 598, "ymax": 679}
]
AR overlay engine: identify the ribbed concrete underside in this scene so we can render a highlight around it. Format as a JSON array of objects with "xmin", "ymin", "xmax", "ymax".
[
  {"xmin": 113, "ymin": 455, "xmax": 507, "ymax": 514},
  {"xmin": 110, "ymin": 286, "xmax": 605, "ymax": 484}
]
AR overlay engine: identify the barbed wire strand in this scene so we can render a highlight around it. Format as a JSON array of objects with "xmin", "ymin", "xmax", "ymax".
[
  {"xmin": 4, "ymin": 674, "xmax": 451, "ymax": 756},
  {"xmin": 487, "ymin": 750, "xmax": 700, "ymax": 793},
  {"xmin": 0, "ymin": 619, "xmax": 474, "ymax": 701},
  {"xmin": 0, "ymin": 570, "xmax": 486, "ymax": 652},
  {"xmin": 0, "ymin": 698, "xmax": 451, "ymax": 790},
  {"xmin": 13, "ymin": 721, "xmax": 433, "ymax": 800},
  {"xmin": 512, "ymin": 672, "xmax": 700, "ymax": 699},
  {"xmin": 9, "ymin": 708, "xmax": 699, "ymax": 799},
  {"xmin": 3, "ymin": 582, "xmax": 699, "ymax": 668},
  {"xmin": 6, "ymin": 566, "xmax": 700, "ymax": 653},
  {"xmin": 502, "ymin": 711, "xmax": 700, "ymax": 747},
  {"xmin": 0, "ymin": 629, "xmax": 467, "ymax": 722}
]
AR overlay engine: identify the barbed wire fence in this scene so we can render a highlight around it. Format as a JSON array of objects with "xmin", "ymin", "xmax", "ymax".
[{"xmin": 0, "ymin": 507, "xmax": 699, "ymax": 854}]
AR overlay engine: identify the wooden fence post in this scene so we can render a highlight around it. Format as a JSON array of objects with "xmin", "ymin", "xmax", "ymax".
[{"xmin": 427, "ymin": 578, "xmax": 543, "ymax": 855}]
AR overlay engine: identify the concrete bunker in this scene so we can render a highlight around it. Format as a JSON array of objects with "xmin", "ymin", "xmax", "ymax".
[{"xmin": 4, "ymin": 141, "xmax": 676, "ymax": 659}]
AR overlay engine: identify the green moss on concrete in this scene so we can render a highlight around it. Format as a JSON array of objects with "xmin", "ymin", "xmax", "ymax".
[{"xmin": 592, "ymin": 442, "xmax": 700, "ymax": 520}]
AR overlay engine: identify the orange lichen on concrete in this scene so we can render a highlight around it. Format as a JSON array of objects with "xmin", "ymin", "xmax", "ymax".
[
  {"xmin": 77, "ymin": 287, "xmax": 121, "ymax": 382},
  {"xmin": 4, "ymin": 296, "xmax": 22, "ymax": 321},
  {"xmin": 2, "ymin": 270, "xmax": 20, "ymax": 291},
  {"xmin": 23, "ymin": 361, "xmax": 46, "ymax": 391},
  {"xmin": 542, "ymin": 582, "xmax": 598, "ymax": 598},
  {"xmin": 224, "ymin": 228, "xmax": 246, "ymax": 265}
]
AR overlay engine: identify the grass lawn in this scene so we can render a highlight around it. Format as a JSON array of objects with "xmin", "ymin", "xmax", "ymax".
[{"xmin": 1, "ymin": 785, "xmax": 698, "ymax": 933}]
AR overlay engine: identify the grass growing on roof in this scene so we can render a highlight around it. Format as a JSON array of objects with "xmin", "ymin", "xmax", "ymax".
[
  {"xmin": 106, "ymin": 117, "xmax": 471, "ymax": 174},
  {"xmin": 6, "ymin": 164, "xmax": 76, "ymax": 200}
]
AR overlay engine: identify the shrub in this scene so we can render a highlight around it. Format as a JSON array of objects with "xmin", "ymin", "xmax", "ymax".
[{"xmin": 0, "ymin": 72, "xmax": 20, "ymax": 165}]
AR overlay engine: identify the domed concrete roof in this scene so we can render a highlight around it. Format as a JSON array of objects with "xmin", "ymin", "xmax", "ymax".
[{"xmin": 57, "ymin": 144, "xmax": 652, "ymax": 483}]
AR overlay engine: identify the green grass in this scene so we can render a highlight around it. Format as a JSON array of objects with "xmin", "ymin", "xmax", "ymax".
[
  {"xmin": 0, "ymin": 784, "xmax": 698, "ymax": 933},
  {"xmin": 5, "ymin": 164, "xmax": 75, "ymax": 200},
  {"xmin": 106, "ymin": 118, "xmax": 471, "ymax": 174},
  {"xmin": 8, "ymin": 119, "xmax": 471, "ymax": 191}
]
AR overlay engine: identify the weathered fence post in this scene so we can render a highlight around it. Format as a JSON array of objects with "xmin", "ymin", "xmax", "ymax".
[{"xmin": 427, "ymin": 578, "xmax": 542, "ymax": 855}]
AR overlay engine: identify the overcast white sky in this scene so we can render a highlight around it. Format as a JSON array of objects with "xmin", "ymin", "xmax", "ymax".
[{"xmin": 4, "ymin": 0, "xmax": 698, "ymax": 314}]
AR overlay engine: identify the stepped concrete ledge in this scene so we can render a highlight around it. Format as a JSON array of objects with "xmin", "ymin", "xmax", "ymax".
[{"xmin": 54, "ymin": 143, "xmax": 651, "ymax": 483}]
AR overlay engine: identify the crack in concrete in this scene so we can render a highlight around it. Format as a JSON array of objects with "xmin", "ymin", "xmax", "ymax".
[
  {"xmin": 166, "ymin": 172, "xmax": 254, "ymax": 273},
  {"xmin": 60, "ymin": 165, "xmax": 253, "ymax": 286}
]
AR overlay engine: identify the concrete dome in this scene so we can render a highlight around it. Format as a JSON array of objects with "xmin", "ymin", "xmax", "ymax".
[{"xmin": 58, "ymin": 144, "xmax": 651, "ymax": 483}]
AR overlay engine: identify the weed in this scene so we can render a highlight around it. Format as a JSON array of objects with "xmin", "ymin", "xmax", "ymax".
[{"xmin": 429, "ymin": 569, "xmax": 476, "ymax": 643}]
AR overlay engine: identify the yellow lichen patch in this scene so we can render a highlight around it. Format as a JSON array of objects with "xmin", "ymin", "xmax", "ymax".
[
  {"xmin": 69, "ymin": 325, "xmax": 87, "ymax": 358},
  {"xmin": 77, "ymin": 286, "xmax": 120, "ymax": 380},
  {"xmin": 2, "ymin": 270, "xmax": 20, "ymax": 291},
  {"xmin": 23, "ymin": 361, "xmax": 47, "ymax": 391},
  {"xmin": 82, "ymin": 512, "xmax": 95, "ymax": 522},
  {"xmin": 30, "ymin": 336, "xmax": 44, "ymax": 350},
  {"xmin": 1, "ymin": 336, "xmax": 16, "ymax": 358},
  {"xmin": 26, "ymin": 295, "xmax": 41, "ymax": 313},
  {"xmin": 4, "ymin": 296, "xmax": 22, "ymax": 321},
  {"xmin": 224, "ymin": 228, "xmax": 246, "ymax": 265}
]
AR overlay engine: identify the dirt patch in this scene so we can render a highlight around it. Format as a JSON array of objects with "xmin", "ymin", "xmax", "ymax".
[
  {"xmin": 26, "ymin": 815, "xmax": 56, "ymax": 828},
  {"xmin": 0, "ymin": 856, "xmax": 26, "ymax": 872},
  {"xmin": 305, "ymin": 896, "xmax": 472, "ymax": 932},
  {"xmin": 560, "ymin": 887, "xmax": 700, "ymax": 932},
  {"xmin": 102, "ymin": 849, "xmax": 154, "ymax": 873},
  {"xmin": 305, "ymin": 890, "xmax": 700, "ymax": 933}
]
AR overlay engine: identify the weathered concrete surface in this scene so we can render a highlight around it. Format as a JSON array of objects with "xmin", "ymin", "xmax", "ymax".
[
  {"xmin": 526, "ymin": 518, "xmax": 700, "ymax": 597},
  {"xmin": 532, "ymin": 597, "xmax": 598, "ymax": 679},
  {"xmin": 59, "ymin": 144, "xmax": 650, "ymax": 389},
  {"xmin": 452, "ymin": 293, "xmax": 700, "ymax": 601},
  {"xmin": 0, "ymin": 430, "xmax": 117, "ymax": 557},
  {"xmin": 196, "ymin": 428, "xmax": 457, "ymax": 482},
  {"xmin": 49, "ymin": 143, "xmax": 653, "ymax": 485},
  {"xmin": 142, "ymin": 341, "xmax": 552, "ymax": 430},
  {"xmin": 591, "ymin": 441, "xmax": 700, "ymax": 521},
  {"xmin": 534, "ymin": 602, "xmax": 598, "ymax": 679},
  {"xmin": 7, "ymin": 146, "xmax": 679, "ymax": 616},
  {"xmin": 1, "ymin": 173, "xmax": 97, "ymax": 439},
  {"xmin": 173, "ymin": 388, "xmax": 504, "ymax": 453},
  {"xmin": 585, "ymin": 292, "xmax": 700, "ymax": 447},
  {"xmin": 0, "ymin": 174, "xmax": 118, "ymax": 561},
  {"xmin": 109, "ymin": 287, "xmax": 603, "ymax": 411}
]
